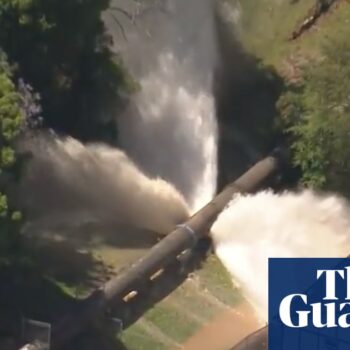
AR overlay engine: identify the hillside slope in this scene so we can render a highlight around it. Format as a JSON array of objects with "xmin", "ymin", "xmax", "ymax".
[{"xmin": 234, "ymin": 0, "xmax": 348, "ymax": 70}]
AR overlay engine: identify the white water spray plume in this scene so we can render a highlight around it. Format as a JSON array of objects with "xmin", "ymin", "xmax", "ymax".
[
  {"xmin": 111, "ymin": 0, "xmax": 219, "ymax": 212},
  {"xmin": 19, "ymin": 135, "xmax": 189, "ymax": 235},
  {"xmin": 212, "ymin": 190, "xmax": 350, "ymax": 320}
]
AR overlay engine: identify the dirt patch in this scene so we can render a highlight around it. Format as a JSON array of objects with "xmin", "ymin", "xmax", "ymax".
[
  {"xmin": 180, "ymin": 302, "xmax": 262, "ymax": 350},
  {"xmin": 139, "ymin": 319, "xmax": 181, "ymax": 349}
]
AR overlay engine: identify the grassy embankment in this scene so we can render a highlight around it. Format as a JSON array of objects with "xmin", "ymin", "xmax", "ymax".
[{"xmin": 237, "ymin": 0, "xmax": 350, "ymax": 74}]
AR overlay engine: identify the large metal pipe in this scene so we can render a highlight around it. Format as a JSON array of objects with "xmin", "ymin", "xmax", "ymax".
[{"xmin": 47, "ymin": 152, "xmax": 284, "ymax": 348}]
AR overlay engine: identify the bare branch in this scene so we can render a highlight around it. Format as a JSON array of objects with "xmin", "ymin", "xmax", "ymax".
[
  {"xmin": 108, "ymin": 0, "xmax": 168, "ymax": 40},
  {"xmin": 110, "ymin": 13, "xmax": 128, "ymax": 41},
  {"xmin": 110, "ymin": 6, "xmax": 136, "ymax": 23}
]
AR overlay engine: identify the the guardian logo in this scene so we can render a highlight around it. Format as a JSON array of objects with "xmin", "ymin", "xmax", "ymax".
[
  {"xmin": 280, "ymin": 267, "xmax": 350, "ymax": 328},
  {"xmin": 269, "ymin": 258, "xmax": 350, "ymax": 350}
]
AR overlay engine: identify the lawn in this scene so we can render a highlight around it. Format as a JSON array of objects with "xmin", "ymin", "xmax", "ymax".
[{"xmin": 234, "ymin": 0, "xmax": 350, "ymax": 68}]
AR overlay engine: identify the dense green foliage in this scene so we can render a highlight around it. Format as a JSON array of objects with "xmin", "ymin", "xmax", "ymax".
[
  {"xmin": 278, "ymin": 38, "xmax": 350, "ymax": 194},
  {"xmin": 0, "ymin": 0, "xmax": 131, "ymax": 142},
  {"xmin": 0, "ymin": 52, "xmax": 23, "ymax": 254}
]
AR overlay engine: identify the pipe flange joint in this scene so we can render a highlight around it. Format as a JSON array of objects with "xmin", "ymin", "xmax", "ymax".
[{"xmin": 176, "ymin": 224, "xmax": 197, "ymax": 245}]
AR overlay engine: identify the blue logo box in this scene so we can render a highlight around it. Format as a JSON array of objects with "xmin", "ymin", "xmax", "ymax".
[{"xmin": 269, "ymin": 258, "xmax": 350, "ymax": 350}]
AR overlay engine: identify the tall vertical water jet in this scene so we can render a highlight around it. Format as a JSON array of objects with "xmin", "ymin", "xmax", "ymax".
[
  {"xmin": 107, "ymin": 0, "xmax": 219, "ymax": 211},
  {"xmin": 211, "ymin": 190, "xmax": 350, "ymax": 320}
]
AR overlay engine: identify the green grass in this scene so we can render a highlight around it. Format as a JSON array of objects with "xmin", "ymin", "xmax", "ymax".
[
  {"xmin": 298, "ymin": 1, "xmax": 350, "ymax": 53},
  {"xmin": 118, "ymin": 254, "xmax": 243, "ymax": 349},
  {"xmin": 197, "ymin": 255, "xmax": 243, "ymax": 306},
  {"xmin": 144, "ymin": 303, "xmax": 201, "ymax": 343},
  {"xmin": 172, "ymin": 283, "xmax": 220, "ymax": 320},
  {"xmin": 235, "ymin": 0, "xmax": 350, "ymax": 68},
  {"xmin": 237, "ymin": 0, "xmax": 315, "ymax": 63}
]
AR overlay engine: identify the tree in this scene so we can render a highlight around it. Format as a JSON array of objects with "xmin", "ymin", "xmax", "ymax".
[
  {"xmin": 0, "ymin": 0, "xmax": 133, "ymax": 142},
  {"xmin": 0, "ymin": 51, "xmax": 23, "ymax": 255},
  {"xmin": 278, "ymin": 37, "xmax": 350, "ymax": 195}
]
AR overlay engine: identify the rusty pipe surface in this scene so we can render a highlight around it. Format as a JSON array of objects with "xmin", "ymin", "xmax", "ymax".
[{"xmin": 50, "ymin": 152, "xmax": 284, "ymax": 348}]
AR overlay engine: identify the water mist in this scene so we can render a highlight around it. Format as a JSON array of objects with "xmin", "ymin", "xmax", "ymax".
[
  {"xmin": 19, "ymin": 135, "xmax": 189, "ymax": 235},
  {"xmin": 212, "ymin": 190, "xmax": 350, "ymax": 320},
  {"xmin": 109, "ymin": 0, "xmax": 219, "ymax": 212}
]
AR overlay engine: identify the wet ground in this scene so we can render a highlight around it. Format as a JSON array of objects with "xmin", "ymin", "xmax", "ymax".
[{"xmin": 182, "ymin": 301, "xmax": 262, "ymax": 350}]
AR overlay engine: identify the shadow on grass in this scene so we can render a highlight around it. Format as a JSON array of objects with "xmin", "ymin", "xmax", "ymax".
[
  {"xmin": 0, "ymin": 238, "xmax": 212, "ymax": 349},
  {"xmin": 214, "ymin": 12, "xmax": 286, "ymax": 190},
  {"xmin": 0, "ymin": 262, "xmax": 132, "ymax": 350},
  {"xmin": 68, "ymin": 326, "xmax": 130, "ymax": 350},
  {"xmin": 21, "ymin": 220, "xmax": 163, "ymax": 292},
  {"xmin": 0, "ymin": 263, "xmax": 76, "ymax": 338},
  {"xmin": 24, "ymin": 219, "xmax": 162, "ymax": 249},
  {"xmin": 22, "ymin": 237, "xmax": 113, "ymax": 293},
  {"xmin": 4, "ymin": 220, "xmax": 165, "ymax": 349}
]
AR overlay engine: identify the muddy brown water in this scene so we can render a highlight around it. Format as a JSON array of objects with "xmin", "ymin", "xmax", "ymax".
[{"xmin": 181, "ymin": 302, "xmax": 263, "ymax": 350}]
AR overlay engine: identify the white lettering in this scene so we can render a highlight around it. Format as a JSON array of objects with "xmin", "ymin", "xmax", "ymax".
[
  {"xmin": 339, "ymin": 303, "xmax": 350, "ymax": 328},
  {"xmin": 311, "ymin": 302, "xmax": 336, "ymax": 328},
  {"xmin": 317, "ymin": 269, "xmax": 345, "ymax": 300},
  {"xmin": 345, "ymin": 267, "xmax": 350, "ymax": 300},
  {"xmin": 279, "ymin": 294, "xmax": 310, "ymax": 328}
]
